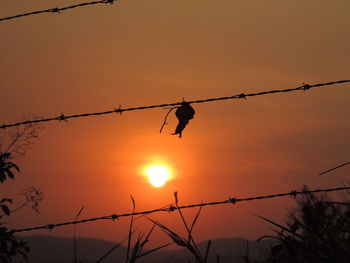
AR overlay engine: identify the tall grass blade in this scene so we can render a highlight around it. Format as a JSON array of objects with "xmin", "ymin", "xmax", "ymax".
[
  {"xmin": 136, "ymin": 243, "xmax": 172, "ymax": 258},
  {"xmin": 173, "ymin": 192, "xmax": 202, "ymax": 259},
  {"xmin": 147, "ymin": 217, "xmax": 203, "ymax": 262},
  {"xmin": 189, "ymin": 205, "xmax": 203, "ymax": 238},
  {"xmin": 95, "ymin": 242, "xmax": 122, "ymax": 263},
  {"xmin": 129, "ymin": 233, "xmax": 142, "ymax": 263},
  {"xmin": 146, "ymin": 217, "xmax": 187, "ymax": 247},
  {"xmin": 73, "ymin": 206, "xmax": 84, "ymax": 263},
  {"xmin": 126, "ymin": 195, "xmax": 136, "ymax": 263},
  {"xmin": 138, "ymin": 224, "xmax": 156, "ymax": 250},
  {"xmin": 204, "ymin": 240, "xmax": 211, "ymax": 263},
  {"xmin": 255, "ymin": 214, "xmax": 303, "ymax": 239},
  {"xmin": 96, "ymin": 230, "xmax": 136, "ymax": 263}
]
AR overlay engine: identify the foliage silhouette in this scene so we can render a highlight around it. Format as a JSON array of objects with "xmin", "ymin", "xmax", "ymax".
[
  {"xmin": 0, "ymin": 121, "xmax": 43, "ymax": 262},
  {"xmin": 0, "ymin": 222, "xmax": 29, "ymax": 263},
  {"xmin": 0, "ymin": 152, "xmax": 19, "ymax": 183},
  {"xmin": 256, "ymin": 186, "xmax": 350, "ymax": 263}
]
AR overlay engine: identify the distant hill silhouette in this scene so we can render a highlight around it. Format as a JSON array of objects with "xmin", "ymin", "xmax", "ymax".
[{"xmin": 13, "ymin": 235, "xmax": 275, "ymax": 263}]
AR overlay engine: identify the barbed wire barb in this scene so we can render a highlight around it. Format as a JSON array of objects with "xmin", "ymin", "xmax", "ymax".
[
  {"xmin": 12, "ymin": 186, "xmax": 350, "ymax": 233},
  {"xmin": 0, "ymin": 0, "xmax": 117, "ymax": 22},
  {"xmin": 1, "ymin": 79, "xmax": 349, "ymax": 130}
]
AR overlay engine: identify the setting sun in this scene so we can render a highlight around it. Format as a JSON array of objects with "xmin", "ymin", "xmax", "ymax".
[{"xmin": 145, "ymin": 165, "xmax": 171, "ymax": 187}]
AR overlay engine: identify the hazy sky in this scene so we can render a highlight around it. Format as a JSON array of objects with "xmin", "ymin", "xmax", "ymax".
[{"xmin": 1, "ymin": 0, "xmax": 349, "ymax": 245}]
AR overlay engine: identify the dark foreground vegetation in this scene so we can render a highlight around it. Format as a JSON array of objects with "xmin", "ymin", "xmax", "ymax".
[
  {"xmin": 253, "ymin": 188, "xmax": 350, "ymax": 263},
  {"xmin": 3, "ymin": 185, "xmax": 350, "ymax": 263}
]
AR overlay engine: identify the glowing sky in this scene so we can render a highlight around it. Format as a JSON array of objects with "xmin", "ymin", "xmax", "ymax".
[{"xmin": 0, "ymin": 0, "xmax": 350, "ymax": 245}]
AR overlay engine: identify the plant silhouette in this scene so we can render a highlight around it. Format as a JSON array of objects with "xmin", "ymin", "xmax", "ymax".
[
  {"xmin": 256, "ymin": 186, "xmax": 350, "ymax": 263},
  {"xmin": 0, "ymin": 121, "xmax": 43, "ymax": 262},
  {"xmin": 0, "ymin": 152, "xmax": 19, "ymax": 183}
]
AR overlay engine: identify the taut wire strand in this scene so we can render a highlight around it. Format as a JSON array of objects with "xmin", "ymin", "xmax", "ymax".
[
  {"xmin": 0, "ymin": 0, "xmax": 116, "ymax": 22},
  {"xmin": 319, "ymin": 161, "xmax": 350, "ymax": 176},
  {"xmin": 1, "ymin": 80, "xmax": 349, "ymax": 130},
  {"xmin": 12, "ymin": 186, "xmax": 350, "ymax": 233}
]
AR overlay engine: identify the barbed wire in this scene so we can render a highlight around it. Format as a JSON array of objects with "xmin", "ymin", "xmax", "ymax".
[
  {"xmin": 319, "ymin": 161, "xmax": 350, "ymax": 176},
  {"xmin": 1, "ymin": 80, "xmax": 349, "ymax": 130},
  {"xmin": 12, "ymin": 186, "xmax": 349, "ymax": 233},
  {"xmin": 0, "ymin": 0, "xmax": 116, "ymax": 22}
]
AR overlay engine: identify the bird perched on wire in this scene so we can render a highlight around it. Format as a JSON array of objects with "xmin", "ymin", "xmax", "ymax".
[{"xmin": 172, "ymin": 102, "xmax": 195, "ymax": 138}]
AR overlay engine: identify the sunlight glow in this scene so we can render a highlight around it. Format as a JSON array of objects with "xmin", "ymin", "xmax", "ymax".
[{"xmin": 145, "ymin": 165, "xmax": 170, "ymax": 187}]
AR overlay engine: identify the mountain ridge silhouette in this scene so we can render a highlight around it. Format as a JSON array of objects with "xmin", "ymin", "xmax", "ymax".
[{"xmin": 13, "ymin": 235, "xmax": 275, "ymax": 263}]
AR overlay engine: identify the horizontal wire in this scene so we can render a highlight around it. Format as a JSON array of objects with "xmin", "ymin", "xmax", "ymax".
[
  {"xmin": 1, "ymin": 80, "xmax": 349, "ymax": 130},
  {"xmin": 12, "ymin": 186, "xmax": 349, "ymax": 233},
  {"xmin": 0, "ymin": 0, "xmax": 116, "ymax": 22}
]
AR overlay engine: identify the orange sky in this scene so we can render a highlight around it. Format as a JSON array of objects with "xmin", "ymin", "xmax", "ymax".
[{"xmin": 1, "ymin": 0, "xmax": 350, "ymax": 245}]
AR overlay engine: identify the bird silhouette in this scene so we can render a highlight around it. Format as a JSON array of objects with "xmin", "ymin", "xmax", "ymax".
[{"xmin": 172, "ymin": 102, "xmax": 195, "ymax": 138}]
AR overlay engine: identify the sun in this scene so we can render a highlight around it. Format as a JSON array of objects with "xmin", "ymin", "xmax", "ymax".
[{"xmin": 145, "ymin": 165, "xmax": 171, "ymax": 188}]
